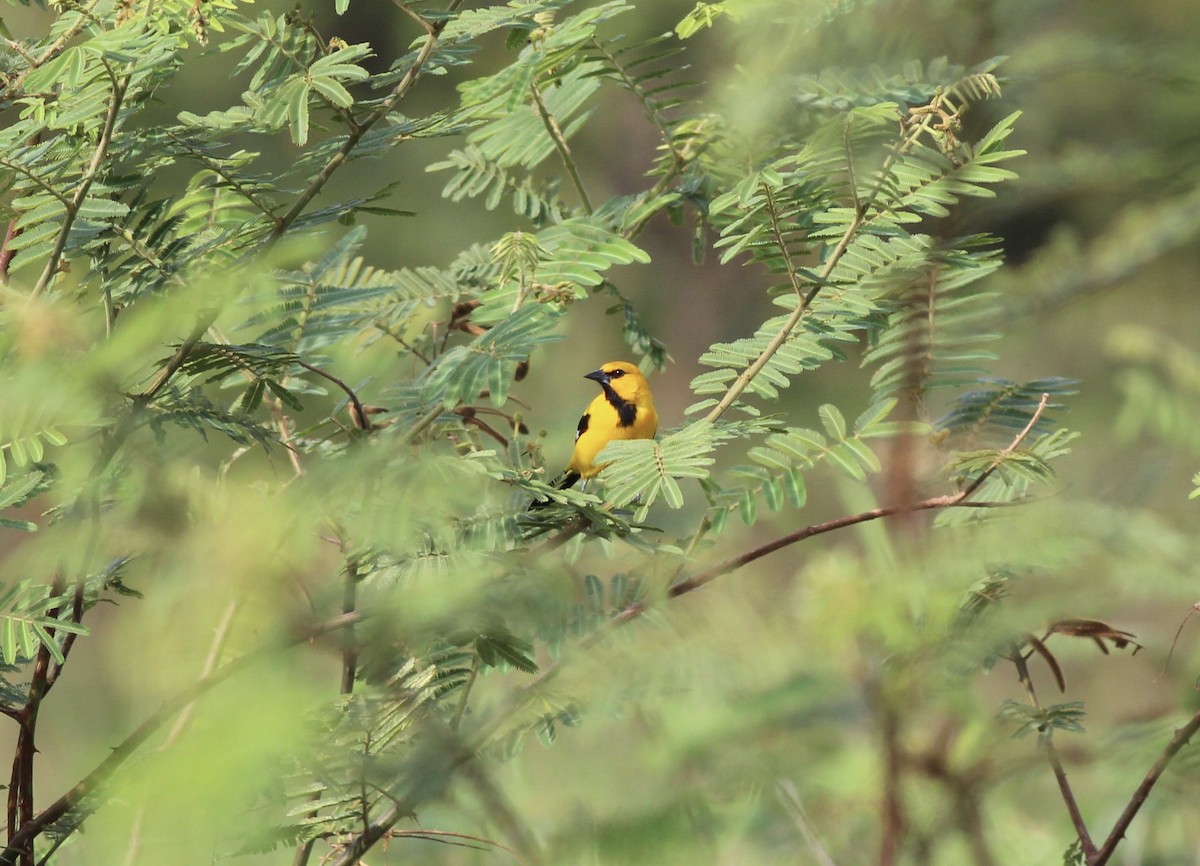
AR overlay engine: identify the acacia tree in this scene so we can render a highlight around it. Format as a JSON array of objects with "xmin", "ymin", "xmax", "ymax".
[{"xmin": 0, "ymin": 0, "xmax": 1197, "ymax": 864}]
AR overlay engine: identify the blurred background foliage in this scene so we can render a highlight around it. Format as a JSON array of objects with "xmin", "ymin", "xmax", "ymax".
[{"xmin": 1, "ymin": 0, "xmax": 1199, "ymax": 864}]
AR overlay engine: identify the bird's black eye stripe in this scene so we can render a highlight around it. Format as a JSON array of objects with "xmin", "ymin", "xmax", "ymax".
[{"xmin": 608, "ymin": 369, "xmax": 625, "ymax": 378}]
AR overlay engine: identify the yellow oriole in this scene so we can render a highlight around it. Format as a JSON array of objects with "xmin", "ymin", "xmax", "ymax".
[{"xmin": 533, "ymin": 361, "xmax": 658, "ymax": 503}]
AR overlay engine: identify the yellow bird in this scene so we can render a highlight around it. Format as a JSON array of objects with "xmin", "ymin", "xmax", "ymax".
[{"xmin": 534, "ymin": 361, "xmax": 658, "ymax": 502}]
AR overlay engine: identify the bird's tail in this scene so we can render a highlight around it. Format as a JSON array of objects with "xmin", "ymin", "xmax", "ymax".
[{"xmin": 527, "ymin": 470, "xmax": 582, "ymax": 510}]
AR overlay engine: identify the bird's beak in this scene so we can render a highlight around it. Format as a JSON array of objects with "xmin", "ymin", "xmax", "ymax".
[{"xmin": 584, "ymin": 369, "xmax": 609, "ymax": 384}]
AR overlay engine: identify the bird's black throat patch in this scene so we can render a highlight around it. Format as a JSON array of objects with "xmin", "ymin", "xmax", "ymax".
[{"xmin": 602, "ymin": 385, "xmax": 638, "ymax": 427}]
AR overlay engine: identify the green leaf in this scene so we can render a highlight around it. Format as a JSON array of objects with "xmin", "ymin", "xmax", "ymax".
[
  {"xmin": 782, "ymin": 467, "xmax": 807, "ymax": 507},
  {"xmin": 818, "ymin": 404, "xmax": 847, "ymax": 440},
  {"xmin": 825, "ymin": 444, "xmax": 866, "ymax": 480}
]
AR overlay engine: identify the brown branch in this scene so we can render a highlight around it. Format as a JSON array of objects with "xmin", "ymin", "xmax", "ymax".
[
  {"xmin": 0, "ymin": 612, "xmax": 363, "ymax": 866},
  {"xmin": 295, "ymin": 360, "xmax": 369, "ymax": 432},
  {"xmin": 1091, "ymin": 709, "xmax": 1200, "ymax": 866},
  {"xmin": 0, "ymin": 220, "xmax": 19, "ymax": 285},
  {"xmin": 674, "ymin": 393, "xmax": 1051, "ymax": 596},
  {"xmin": 1047, "ymin": 742, "xmax": 1092, "ymax": 855},
  {"xmin": 879, "ymin": 704, "xmax": 905, "ymax": 866},
  {"xmin": 6, "ymin": 576, "xmax": 78, "ymax": 866},
  {"xmin": 1009, "ymin": 643, "xmax": 1095, "ymax": 857}
]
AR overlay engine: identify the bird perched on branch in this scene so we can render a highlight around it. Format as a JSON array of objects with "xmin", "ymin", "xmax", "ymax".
[{"xmin": 531, "ymin": 360, "xmax": 658, "ymax": 506}]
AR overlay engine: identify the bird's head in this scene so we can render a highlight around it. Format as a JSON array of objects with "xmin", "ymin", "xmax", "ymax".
[{"xmin": 584, "ymin": 361, "xmax": 650, "ymax": 401}]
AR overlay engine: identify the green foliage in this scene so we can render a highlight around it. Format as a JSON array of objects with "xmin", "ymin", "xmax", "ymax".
[
  {"xmin": 0, "ymin": 0, "xmax": 1195, "ymax": 864},
  {"xmin": 1000, "ymin": 699, "xmax": 1087, "ymax": 741},
  {"xmin": 0, "ymin": 582, "xmax": 87, "ymax": 666}
]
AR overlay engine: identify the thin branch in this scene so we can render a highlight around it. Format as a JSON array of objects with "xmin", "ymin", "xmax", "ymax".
[
  {"xmin": 676, "ymin": 393, "xmax": 1049, "ymax": 595},
  {"xmin": 0, "ymin": 612, "xmax": 363, "ymax": 866},
  {"xmin": 878, "ymin": 700, "xmax": 905, "ymax": 866},
  {"xmin": 0, "ymin": 155, "xmax": 74, "ymax": 211},
  {"xmin": 163, "ymin": 600, "xmax": 239, "ymax": 747},
  {"xmin": 403, "ymin": 403, "xmax": 448, "ymax": 444},
  {"xmin": 271, "ymin": 0, "xmax": 466, "ymax": 243},
  {"xmin": 460, "ymin": 758, "xmax": 544, "ymax": 866},
  {"xmin": 529, "ymin": 79, "xmax": 592, "ymax": 215},
  {"xmin": 669, "ymin": 497, "xmax": 934, "ymax": 597},
  {"xmin": 1008, "ymin": 643, "xmax": 1094, "ymax": 857},
  {"xmin": 1, "ymin": 0, "xmax": 102, "ymax": 100},
  {"xmin": 702, "ymin": 207, "xmax": 863, "ymax": 423},
  {"xmin": 164, "ymin": 131, "xmax": 281, "ymax": 224},
  {"xmin": 31, "ymin": 69, "xmax": 128, "ymax": 297},
  {"xmin": 390, "ymin": 0, "xmax": 436, "ymax": 34},
  {"xmin": 7, "ymin": 575, "xmax": 73, "ymax": 866},
  {"xmin": 1091, "ymin": 709, "xmax": 1200, "ymax": 866},
  {"xmin": 339, "ymin": 554, "xmax": 360, "ymax": 695},
  {"xmin": 0, "ymin": 219, "xmax": 18, "ymax": 285},
  {"xmin": 389, "ymin": 828, "xmax": 522, "ymax": 860},
  {"xmin": 295, "ymin": 360, "xmax": 369, "ymax": 432}
]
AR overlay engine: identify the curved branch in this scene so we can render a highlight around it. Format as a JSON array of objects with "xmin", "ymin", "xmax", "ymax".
[{"xmin": 294, "ymin": 360, "xmax": 368, "ymax": 431}]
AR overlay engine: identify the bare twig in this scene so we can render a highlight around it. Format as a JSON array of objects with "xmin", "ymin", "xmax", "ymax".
[
  {"xmin": 390, "ymin": 828, "xmax": 522, "ymax": 859},
  {"xmin": 339, "ymin": 554, "xmax": 360, "ymax": 695},
  {"xmin": 164, "ymin": 600, "xmax": 239, "ymax": 747},
  {"xmin": 1156, "ymin": 602, "xmax": 1200, "ymax": 682},
  {"xmin": 295, "ymin": 360, "xmax": 369, "ymax": 432},
  {"xmin": 1009, "ymin": 643, "xmax": 1095, "ymax": 857},
  {"xmin": 1091, "ymin": 709, "xmax": 1200, "ymax": 866}
]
